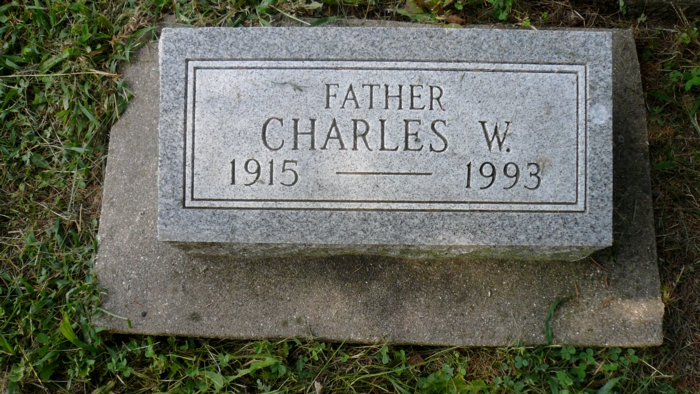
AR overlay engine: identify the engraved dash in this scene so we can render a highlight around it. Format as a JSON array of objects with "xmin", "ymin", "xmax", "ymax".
[{"xmin": 336, "ymin": 171, "xmax": 433, "ymax": 176}]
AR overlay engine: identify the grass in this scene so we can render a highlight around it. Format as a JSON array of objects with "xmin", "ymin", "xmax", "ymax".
[{"xmin": 0, "ymin": 0, "xmax": 699, "ymax": 392}]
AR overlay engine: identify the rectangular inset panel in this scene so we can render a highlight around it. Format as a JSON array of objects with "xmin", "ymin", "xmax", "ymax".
[{"xmin": 184, "ymin": 60, "xmax": 586, "ymax": 211}]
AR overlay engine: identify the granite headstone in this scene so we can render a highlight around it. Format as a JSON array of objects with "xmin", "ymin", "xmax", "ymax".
[{"xmin": 158, "ymin": 27, "xmax": 613, "ymax": 261}]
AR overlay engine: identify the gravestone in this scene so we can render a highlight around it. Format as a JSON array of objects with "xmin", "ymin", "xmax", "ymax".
[
  {"xmin": 94, "ymin": 24, "xmax": 663, "ymax": 346},
  {"xmin": 158, "ymin": 27, "xmax": 613, "ymax": 261}
]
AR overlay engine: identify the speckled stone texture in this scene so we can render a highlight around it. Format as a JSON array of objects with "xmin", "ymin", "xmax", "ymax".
[
  {"xmin": 158, "ymin": 27, "xmax": 613, "ymax": 261},
  {"xmin": 94, "ymin": 26, "xmax": 662, "ymax": 346}
]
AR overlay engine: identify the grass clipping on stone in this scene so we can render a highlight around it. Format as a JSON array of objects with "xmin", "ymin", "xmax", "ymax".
[{"xmin": 0, "ymin": 0, "xmax": 698, "ymax": 393}]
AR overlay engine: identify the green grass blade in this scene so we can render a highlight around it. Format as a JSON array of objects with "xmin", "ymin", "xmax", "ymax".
[
  {"xmin": 544, "ymin": 296, "xmax": 573, "ymax": 345},
  {"xmin": 596, "ymin": 377, "xmax": 622, "ymax": 394}
]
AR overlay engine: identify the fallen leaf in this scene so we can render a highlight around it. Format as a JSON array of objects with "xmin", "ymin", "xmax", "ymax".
[
  {"xmin": 444, "ymin": 15, "xmax": 465, "ymax": 24},
  {"xmin": 408, "ymin": 354, "xmax": 424, "ymax": 365},
  {"xmin": 405, "ymin": 0, "xmax": 425, "ymax": 14}
]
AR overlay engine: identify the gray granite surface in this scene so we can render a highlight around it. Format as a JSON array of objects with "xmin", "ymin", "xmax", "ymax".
[
  {"xmin": 94, "ymin": 25, "xmax": 663, "ymax": 346},
  {"xmin": 158, "ymin": 27, "xmax": 613, "ymax": 261}
]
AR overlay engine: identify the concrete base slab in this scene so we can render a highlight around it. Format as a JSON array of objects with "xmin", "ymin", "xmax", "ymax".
[{"xmin": 93, "ymin": 26, "xmax": 663, "ymax": 346}]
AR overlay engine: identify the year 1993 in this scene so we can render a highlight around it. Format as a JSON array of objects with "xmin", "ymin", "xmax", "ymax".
[{"xmin": 465, "ymin": 161, "xmax": 541, "ymax": 190}]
